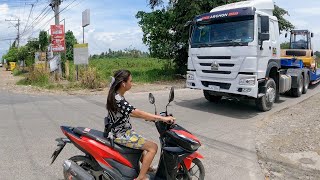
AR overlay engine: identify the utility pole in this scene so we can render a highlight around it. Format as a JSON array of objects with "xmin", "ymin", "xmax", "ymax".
[
  {"xmin": 50, "ymin": 0, "xmax": 62, "ymax": 77},
  {"xmin": 5, "ymin": 19, "xmax": 20, "ymax": 47},
  {"xmin": 50, "ymin": 0, "xmax": 61, "ymax": 25}
]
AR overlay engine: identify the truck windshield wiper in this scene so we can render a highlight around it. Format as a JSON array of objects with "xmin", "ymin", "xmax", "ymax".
[
  {"xmin": 215, "ymin": 39, "xmax": 244, "ymax": 46},
  {"xmin": 197, "ymin": 43, "xmax": 213, "ymax": 48}
]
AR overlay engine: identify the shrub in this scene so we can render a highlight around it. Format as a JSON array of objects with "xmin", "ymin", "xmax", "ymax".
[
  {"xmin": 22, "ymin": 66, "xmax": 50, "ymax": 87},
  {"xmin": 79, "ymin": 67, "xmax": 104, "ymax": 89}
]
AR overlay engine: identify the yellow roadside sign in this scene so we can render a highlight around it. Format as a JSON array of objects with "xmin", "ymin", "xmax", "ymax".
[{"xmin": 74, "ymin": 43, "xmax": 88, "ymax": 48}]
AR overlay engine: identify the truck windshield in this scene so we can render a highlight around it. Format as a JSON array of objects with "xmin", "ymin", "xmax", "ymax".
[{"xmin": 191, "ymin": 16, "xmax": 254, "ymax": 48}]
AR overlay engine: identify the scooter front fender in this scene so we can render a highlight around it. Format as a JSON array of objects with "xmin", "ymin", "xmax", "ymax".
[{"xmin": 183, "ymin": 151, "xmax": 204, "ymax": 170}]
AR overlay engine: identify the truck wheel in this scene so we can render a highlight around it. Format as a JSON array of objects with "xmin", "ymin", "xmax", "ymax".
[
  {"xmin": 256, "ymin": 78, "xmax": 276, "ymax": 112},
  {"xmin": 291, "ymin": 74, "xmax": 303, "ymax": 97},
  {"xmin": 302, "ymin": 74, "xmax": 309, "ymax": 94},
  {"xmin": 203, "ymin": 90, "xmax": 222, "ymax": 102}
]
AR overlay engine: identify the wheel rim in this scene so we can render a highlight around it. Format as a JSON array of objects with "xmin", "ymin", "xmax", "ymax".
[
  {"xmin": 176, "ymin": 162, "xmax": 202, "ymax": 180},
  {"xmin": 266, "ymin": 86, "xmax": 276, "ymax": 103},
  {"xmin": 189, "ymin": 163, "xmax": 201, "ymax": 179}
]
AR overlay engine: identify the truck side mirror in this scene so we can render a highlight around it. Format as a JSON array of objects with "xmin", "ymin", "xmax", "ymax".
[
  {"xmin": 311, "ymin": 33, "xmax": 314, "ymax": 38},
  {"xmin": 184, "ymin": 20, "xmax": 193, "ymax": 27},
  {"xmin": 259, "ymin": 33, "xmax": 270, "ymax": 41},
  {"xmin": 285, "ymin": 33, "xmax": 288, "ymax": 38},
  {"xmin": 260, "ymin": 16, "xmax": 269, "ymax": 33}
]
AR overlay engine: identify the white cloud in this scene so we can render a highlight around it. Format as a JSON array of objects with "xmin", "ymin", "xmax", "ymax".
[
  {"xmin": 88, "ymin": 27, "xmax": 146, "ymax": 54},
  {"xmin": 295, "ymin": 7, "xmax": 320, "ymax": 16},
  {"xmin": 0, "ymin": 4, "xmax": 9, "ymax": 15},
  {"xmin": 88, "ymin": 28, "xmax": 95, "ymax": 33}
]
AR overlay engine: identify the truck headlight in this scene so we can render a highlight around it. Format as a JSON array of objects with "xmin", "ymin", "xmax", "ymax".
[
  {"xmin": 239, "ymin": 77, "xmax": 255, "ymax": 85},
  {"xmin": 187, "ymin": 74, "xmax": 194, "ymax": 80}
]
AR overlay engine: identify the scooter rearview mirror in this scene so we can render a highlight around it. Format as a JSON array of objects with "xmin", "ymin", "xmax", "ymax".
[
  {"xmin": 149, "ymin": 93, "xmax": 157, "ymax": 115},
  {"xmin": 149, "ymin": 93, "xmax": 155, "ymax": 104},
  {"xmin": 169, "ymin": 87, "xmax": 174, "ymax": 103}
]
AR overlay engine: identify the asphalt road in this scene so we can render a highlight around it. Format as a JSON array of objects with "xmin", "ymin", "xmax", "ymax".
[{"xmin": 0, "ymin": 84, "xmax": 319, "ymax": 180}]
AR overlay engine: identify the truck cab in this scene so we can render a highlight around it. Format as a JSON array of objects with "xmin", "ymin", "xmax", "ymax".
[{"xmin": 186, "ymin": 0, "xmax": 282, "ymax": 111}]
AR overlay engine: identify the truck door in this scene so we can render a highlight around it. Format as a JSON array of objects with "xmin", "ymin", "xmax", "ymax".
[
  {"xmin": 270, "ymin": 20, "xmax": 279, "ymax": 58},
  {"xmin": 258, "ymin": 16, "xmax": 271, "ymax": 57}
]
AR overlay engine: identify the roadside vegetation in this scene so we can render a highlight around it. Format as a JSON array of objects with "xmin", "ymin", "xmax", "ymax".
[
  {"xmin": 1, "ymin": 0, "xmax": 308, "ymax": 91},
  {"xmin": 12, "ymin": 55, "xmax": 176, "ymax": 90}
]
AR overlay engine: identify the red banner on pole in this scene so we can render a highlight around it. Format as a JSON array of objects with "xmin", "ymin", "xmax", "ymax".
[{"xmin": 50, "ymin": 25, "xmax": 65, "ymax": 52}]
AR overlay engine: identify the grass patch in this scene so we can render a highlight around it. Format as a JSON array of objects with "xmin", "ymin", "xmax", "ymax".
[
  {"xmin": 17, "ymin": 57, "xmax": 178, "ymax": 90},
  {"xmin": 16, "ymin": 66, "xmax": 50, "ymax": 87},
  {"xmin": 87, "ymin": 57, "xmax": 176, "ymax": 83},
  {"xmin": 12, "ymin": 68, "xmax": 28, "ymax": 76}
]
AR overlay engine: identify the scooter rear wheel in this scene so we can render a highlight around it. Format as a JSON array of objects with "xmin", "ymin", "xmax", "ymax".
[{"xmin": 69, "ymin": 155, "xmax": 111, "ymax": 180}]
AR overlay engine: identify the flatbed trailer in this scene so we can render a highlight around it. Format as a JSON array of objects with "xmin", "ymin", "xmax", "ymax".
[{"xmin": 280, "ymin": 58, "xmax": 320, "ymax": 97}]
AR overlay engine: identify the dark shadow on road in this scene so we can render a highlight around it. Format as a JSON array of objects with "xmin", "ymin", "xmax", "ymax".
[
  {"xmin": 309, "ymin": 82, "xmax": 320, "ymax": 90},
  {"xmin": 175, "ymin": 96, "xmax": 261, "ymax": 119}
]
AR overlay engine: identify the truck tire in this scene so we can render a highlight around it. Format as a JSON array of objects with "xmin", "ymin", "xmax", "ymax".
[
  {"xmin": 256, "ymin": 78, "xmax": 276, "ymax": 112},
  {"xmin": 203, "ymin": 90, "xmax": 222, "ymax": 102},
  {"xmin": 291, "ymin": 74, "xmax": 303, "ymax": 97},
  {"xmin": 302, "ymin": 74, "xmax": 309, "ymax": 94}
]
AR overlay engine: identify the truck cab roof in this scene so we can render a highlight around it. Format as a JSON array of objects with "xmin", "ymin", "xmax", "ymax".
[{"xmin": 210, "ymin": 0, "xmax": 274, "ymax": 16}]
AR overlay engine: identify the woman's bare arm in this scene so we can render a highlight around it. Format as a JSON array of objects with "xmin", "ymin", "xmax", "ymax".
[{"xmin": 131, "ymin": 109, "xmax": 173, "ymax": 122}]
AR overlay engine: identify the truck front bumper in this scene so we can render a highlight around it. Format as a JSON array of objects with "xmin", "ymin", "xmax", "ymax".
[{"xmin": 186, "ymin": 71, "xmax": 259, "ymax": 98}]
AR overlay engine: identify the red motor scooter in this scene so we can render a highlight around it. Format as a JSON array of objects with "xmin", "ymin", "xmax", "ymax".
[{"xmin": 51, "ymin": 87, "xmax": 205, "ymax": 180}]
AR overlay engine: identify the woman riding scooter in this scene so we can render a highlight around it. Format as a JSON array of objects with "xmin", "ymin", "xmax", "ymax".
[{"xmin": 105, "ymin": 69, "xmax": 175, "ymax": 180}]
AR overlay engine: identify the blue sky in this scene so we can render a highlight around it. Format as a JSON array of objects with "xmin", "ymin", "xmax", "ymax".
[{"xmin": 0, "ymin": 0, "xmax": 320, "ymax": 58}]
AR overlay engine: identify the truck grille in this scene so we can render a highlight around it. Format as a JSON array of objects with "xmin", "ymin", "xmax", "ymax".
[
  {"xmin": 202, "ymin": 70, "xmax": 231, "ymax": 74},
  {"xmin": 197, "ymin": 56, "xmax": 231, "ymax": 59},
  {"xmin": 201, "ymin": 81, "xmax": 231, "ymax": 90},
  {"xmin": 200, "ymin": 63, "xmax": 234, "ymax": 67}
]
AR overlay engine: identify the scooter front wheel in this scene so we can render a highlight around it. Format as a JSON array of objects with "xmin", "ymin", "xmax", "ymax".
[{"xmin": 176, "ymin": 158, "xmax": 205, "ymax": 180}]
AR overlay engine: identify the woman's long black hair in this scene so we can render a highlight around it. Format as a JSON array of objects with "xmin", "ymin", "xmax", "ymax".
[{"xmin": 106, "ymin": 69, "xmax": 131, "ymax": 113}]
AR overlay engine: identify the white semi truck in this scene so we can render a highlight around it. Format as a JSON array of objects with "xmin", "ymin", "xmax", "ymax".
[{"xmin": 186, "ymin": 0, "xmax": 320, "ymax": 111}]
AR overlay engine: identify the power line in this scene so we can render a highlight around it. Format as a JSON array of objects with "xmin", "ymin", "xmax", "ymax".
[
  {"xmin": 20, "ymin": 5, "xmax": 50, "ymax": 37},
  {"xmin": 21, "ymin": 2, "xmax": 36, "ymax": 35},
  {"xmin": 36, "ymin": 0, "xmax": 77, "ymax": 31}
]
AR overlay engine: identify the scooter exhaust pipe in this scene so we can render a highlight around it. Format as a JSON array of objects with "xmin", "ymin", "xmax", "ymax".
[{"xmin": 63, "ymin": 160, "xmax": 95, "ymax": 180}]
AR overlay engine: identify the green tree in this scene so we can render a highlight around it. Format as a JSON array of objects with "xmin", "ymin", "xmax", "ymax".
[
  {"xmin": 25, "ymin": 39, "xmax": 39, "ymax": 51},
  {"xmin": 17, "ymin": 46, "xmax": 29, "ymax": 62},
  {"xmin": 274, "ymin": 5, "xmax": 294, "ymax": 32},
  {"xmin": 3, "ymin": 47, "xmax": 18, "ymax": 62},
  {"xmin": 39, "ymin": 31, "xmax": 49, "ymax": 51},
  {"xmin": 280, "ymin": 42, "xmax": 290, "ymax": 49},
  {"xmin": 65, "ymin": 30, "xmax": 78, "ymax": 61},
  {"xmin": 140, "ymin": 0, "xmax": 294, "ymax": 73}
]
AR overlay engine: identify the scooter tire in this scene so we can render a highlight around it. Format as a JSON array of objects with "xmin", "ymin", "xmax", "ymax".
[
  {"xmin": 179, "ymin": 158, "xmax": 205, "ymax": 180},
  {"xmin": 69, "ymin": 155, "xmax": 111, "ymax": 180},
  {"xmin": 191, "ymin": 158, "xmax": 205, "ymax": 180}
]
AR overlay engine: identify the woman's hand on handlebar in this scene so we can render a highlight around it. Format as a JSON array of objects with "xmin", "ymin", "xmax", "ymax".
[{"xmin": 161, "ymin": 116, "xmax": 176, "ymax": 124}]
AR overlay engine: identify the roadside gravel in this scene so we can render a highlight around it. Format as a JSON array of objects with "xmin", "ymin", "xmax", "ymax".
[{"xmin": 256, "ymin": 93, "xmax": 320, "ymax": 179}]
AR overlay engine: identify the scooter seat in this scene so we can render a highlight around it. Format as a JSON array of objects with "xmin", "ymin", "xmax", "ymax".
[{"xmin": 73, "ymin": 127, "xmax": 143, "ymax": 154}]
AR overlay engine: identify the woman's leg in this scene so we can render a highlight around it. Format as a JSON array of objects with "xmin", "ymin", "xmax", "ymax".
[
  {"xmin": 140, "ymin": 151, "xmax": 156, "ymax": 172},
  {"xmin": 136, "ymin": 140, "xmax": 158, "ymax": 180}
]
